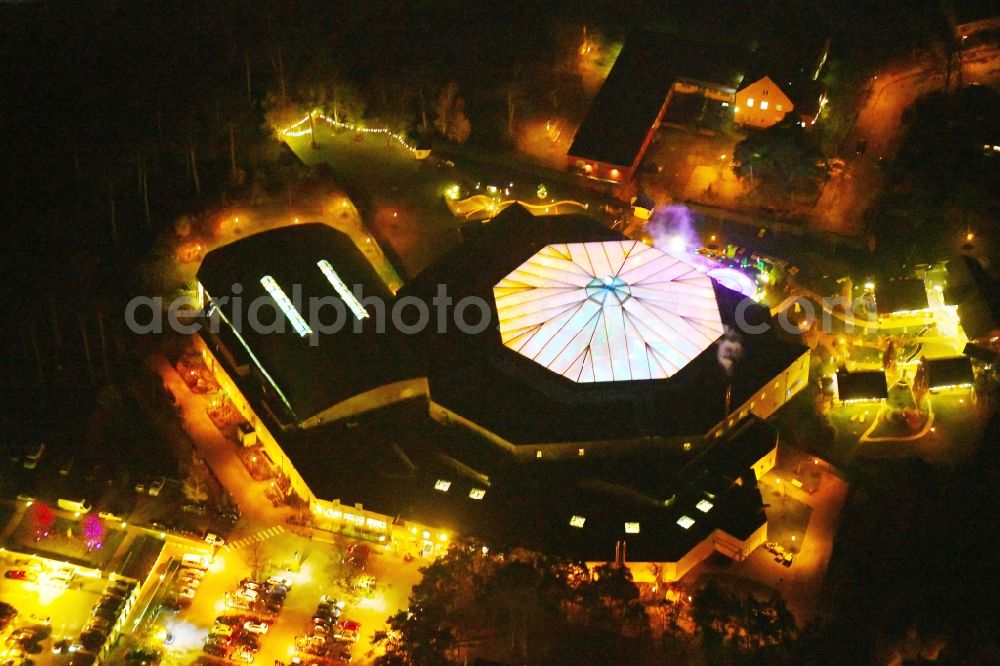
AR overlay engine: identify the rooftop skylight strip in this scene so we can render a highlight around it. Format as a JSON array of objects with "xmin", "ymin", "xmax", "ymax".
[
  {"xmin": 260, "ymin": 275, "xmax": 313, "ymax": 337},
  {"xmin": 317, "ymin": 260, "xmax": 369, "ymax": 321}
]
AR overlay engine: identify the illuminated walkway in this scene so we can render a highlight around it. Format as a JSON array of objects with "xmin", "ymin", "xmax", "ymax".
[{"xmin": 150, "ymin": 355, "xmax": 294, "ymax": 532}]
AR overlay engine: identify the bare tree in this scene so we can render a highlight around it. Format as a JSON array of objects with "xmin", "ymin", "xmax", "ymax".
[
  {"xmin": 434, "ymin": 81, "xmax": 472, "ymax": 144},
  {"xmin": 245, "ymin": 540, "xmax": 267, "ymax": 582},
  {"xmin": 181, "ymin": 474, "xmax": 208, "ymax": 502}
]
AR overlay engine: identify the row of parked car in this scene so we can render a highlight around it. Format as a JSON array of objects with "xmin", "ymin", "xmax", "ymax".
[
  {"xmin": 170, "ymin": 553, "xmax": 210, "ymax": 608},
  {"xmin": 52, "ymin": 578, "xmax": 136, "ymax": 665},
  {"xmin": 204, "ymin": 615, "xmax": 259, "ymax": 663},
  {"xmin": 225, "ymin": 575, "xmax": 290, "ymax": 616},
  {"xmin": 293, "ymin": 596, "xmax": 357, "ymax": 663},
  {"xmin": 206, "ymin": 575, "xmax": 293, "ymax": 662}
]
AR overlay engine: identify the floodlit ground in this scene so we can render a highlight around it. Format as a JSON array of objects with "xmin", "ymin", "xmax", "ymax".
[
  {"xmin": 0, "ymin": 551, "xmax": 114, "ymax": 666},
  {"xmin": 577, "ymin": 36, "xmax": 621, "ymax": 97},
  {"xmin": 684, "ymin": 459, "xmax": 848, "ymax": 624},
  {"xmin": 683, "ymin": 164, "xmax": 746, "ymax": 206},
  {"xmin": 515, "ymin": 117, "xmax": 576, "ymax": 169},
  {"xmin": 638, "ymin": 129, "xmax": 741, "ymax": 204},
  {"xmin": 106, "ymin": 528, "xmax": 423, "ymax": 666}
]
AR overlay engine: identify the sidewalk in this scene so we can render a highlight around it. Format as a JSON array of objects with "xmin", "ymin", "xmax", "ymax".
[{"xmin": 149, "ymin": 355, "xmax": 293, "ymax": 535}]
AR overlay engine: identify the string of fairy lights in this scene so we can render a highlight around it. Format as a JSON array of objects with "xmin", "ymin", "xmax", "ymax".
[{"xmin": 281, "ymin": 113, "xmax": 420, "ymax": 154}]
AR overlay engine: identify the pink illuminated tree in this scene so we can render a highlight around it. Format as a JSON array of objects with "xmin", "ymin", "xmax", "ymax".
[
  {"xmin": 30, "ymin": 502, "xmax": 53, "ymax": 541},
  {"xmin": 83, "ymin": 514, "xmax": 105, "ymax": 550}
]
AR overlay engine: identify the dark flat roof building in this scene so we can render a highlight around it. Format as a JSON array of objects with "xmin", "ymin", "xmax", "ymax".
[
  {"xmin": 835, "ymin": 369, "xmax": 888, "ymax": 403},
  {"xmin": 399, "ymin": 205, "xmax": 809, "ymax": 446},
  {"xmin": 196, "ymin": 223, "xmax": 406, "ymax": 425},
  {"xmin": 567, "ymin": 30, "xmax": 743, "ymax": 181},
  {"xmin": 194, "ymin": 210, "xmax": 808, "ymax": 581},
  {"xmin": 284, "ymin": 397, "xmax": 775, "ymax": 570},
  {"xmin": 920, "ymin": 356, "xmax": 975, "ymax": 391},
  {"xmin": 876, "ymin": 279, "xmax": 929, "ymax": 316}
]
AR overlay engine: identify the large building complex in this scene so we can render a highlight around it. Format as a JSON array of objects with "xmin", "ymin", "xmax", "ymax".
[{"xmin": 194, "ymin": 207, "xmax": 810, "ymax": 581}]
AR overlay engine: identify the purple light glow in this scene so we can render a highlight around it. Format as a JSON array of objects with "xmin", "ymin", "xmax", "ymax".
[{"xmin": 708, "ymin": 267, "xmax": 757, "ymax": 298}]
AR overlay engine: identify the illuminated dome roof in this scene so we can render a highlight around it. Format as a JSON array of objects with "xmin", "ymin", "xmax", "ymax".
[{"xmin": 494, "ymin": 241, "xmax": 724, "ymax": 382}]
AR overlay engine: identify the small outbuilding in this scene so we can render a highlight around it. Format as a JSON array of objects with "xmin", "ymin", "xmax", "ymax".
[{"xmin": 919, "ymin": 356, "xmax": 975, "ymax": 392}]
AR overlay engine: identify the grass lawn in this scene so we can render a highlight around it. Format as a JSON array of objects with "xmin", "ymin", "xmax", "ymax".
[{"xmin": 9, "ymin": 513, "xmax": 125, "ymax": 569}]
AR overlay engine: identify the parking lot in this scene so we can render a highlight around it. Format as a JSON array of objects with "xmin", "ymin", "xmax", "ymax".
[
  {"xmin": 0, "ymin": 550, "xmax": 133, "ymax": 666},
  {"xmin": 103, "ymin": 526, "xmax": 423, "ymax": 665}
]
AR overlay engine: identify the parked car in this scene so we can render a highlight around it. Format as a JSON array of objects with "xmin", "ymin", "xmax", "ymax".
[
  {"xmin": 79, "ymin": 630, "xmax": 106, "ymax": 650},
  {"xmin": 178, "ymin": 576, "xmax": 201, "ymax": 589},
  {"xmin": 237, "ymin": 634, "xmax": 260, "ymax": 652},
  {"xmin": 23, "ymin": 443, "xmax": 46, "ymax": 469},
  {"xmin": 216, "ymin": 509, "xmax": 241, "ymax": 523},
  {"xmin": 242, "ymin": 621, "xmax": 269, "ymax": 635},
  {"xmin": 57, "ymin": 498, "xmax": 92, "ymax": 514},
  {"xmin": 68, "ymin": 650, "xmax": 98, "ymax": 666},
  {"xmin": 125, "ymin": 647, "xmax": 162, "ymax": 664},
  {"xmin": 51, "ymin": 639, "xmax": 81, "ymax": 654},
  {"xmin": 204, "ymin": 533, "xmax": 225, "ymax": 547},
  {"xmin": 6, "ymin": 628, "xmax": 38, "ymax": 647},
  {"xmin": 233, "ymin": 648, "xmax": 255, "ymax": 663},
  {"xmin": 96, "ymin": 600, "xmax": 125, "ymax": 614},
  {"xmin": 266, "ymin": 576, "xmax": 291, "ymax": 589},
  {"xmin": 45, "ymin": 571, "xmax": 74, "ymax": 588},
  {"xmin": 228, "ymin": 598, "xmax": 250, "ymax": 612},
  {"xmin": 203, "ymin": 642, "xmax": 228, "ymax": 657},
  {"xmin": 59, "ymin": 457, "xmax": 75, "ymax": 476},
  {"xmin": 209, "ymin": 624, "xmax": 234, "ymax": 639},
  {"xmin": 86, "ymin": 617, "xmax": 111, "ymax": 631},
  {"xmin": 181, "ymin": 554, "xmax": 209, "ymax": 570},
  {"xmin": 148, "ymin": 477, "xmax": 166, "ymax": 496},
  {"xmin": 181, "ymin": 501, "xmax": 207, "ymax": 515},
  {"xmin": 157, "ymin": 600, "xmax": 181, "ymax": 614}
]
